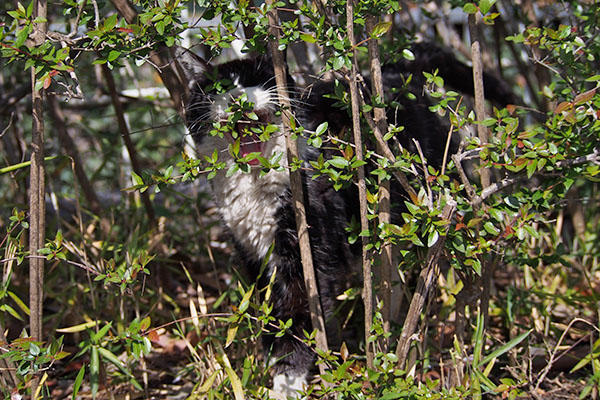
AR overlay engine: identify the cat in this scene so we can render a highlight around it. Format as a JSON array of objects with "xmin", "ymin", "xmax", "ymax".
[{"xmin": 178, "ymin": 44, "xmax": 513, "ymax": 398}]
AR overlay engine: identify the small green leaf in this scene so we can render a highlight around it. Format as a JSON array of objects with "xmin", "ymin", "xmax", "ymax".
[
  {"xmin": 156, "ymin": 20, "xmax": 165, "ymax": 35},
  {"xmin": 8, "ymin": 291, "xmax": 30, "ymax": 315},
  {"xmin": 104, "ymin": 14, "xmax": 118, "ymax": 31},
  {"xmin": 315, "ymin": 121, "xmax": 328, "ymax": 136},
  {"xmin": 427, "ymin": 230, "xmax": 439, "ymax": 247},
  {"xmin": 479, "ymin": 0, "xmax": 496, "ymax": 15},
  {"xmin": 328, "ymin": 157, "xmax": 350, "ymax": 169},
  {"xmin": 198, "ymin": 370, "xmax": 220, "ymax": 393},
  {"xmin": 333, "ymin": 56, "xmax": 345, "ymax": 70},
  {"xmin": 402, "ymin": 48, "xmax": 415, "ymax": 61},
  {"xmin": 108, "ymin": 50, "xmax": 121, "ymax": 62},
  {"xmin": 132, "ymin": 172, "xmax": 143, "ymax": 186},
  {"xmin": 483, "ymin": 221, "xmax": 500, "ymax": 236},
  {"xmin": 370, "ymin": 21, "xmax": 392, "ymax": 39},
  {"xmin": 463, "ymin": 3, "xmax": 478, "ymax": 14},
  {"xmin": 72, "ymin": 365, "xmax": 86, "ymax": 400},
  {"xmin": 300, "ymin": 33, "xmax": 316, "ymax": 43}
]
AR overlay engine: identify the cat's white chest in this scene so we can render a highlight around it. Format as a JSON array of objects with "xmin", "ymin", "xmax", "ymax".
[{"xmin": 211, "ymin": 166, "xmax": 289, "ymax": 261}]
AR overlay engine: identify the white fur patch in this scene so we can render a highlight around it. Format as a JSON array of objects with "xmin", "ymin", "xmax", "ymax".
[
  {"xmin": 209, "ymin": 156, "xmax": 289, "ymax": 261},
  {"xmin": 272, "ymin": 373, "xmax": 307, "ymax": 399}
]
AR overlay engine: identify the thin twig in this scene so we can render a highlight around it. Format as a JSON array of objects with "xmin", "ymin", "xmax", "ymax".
[{"xmin": 535, "ymin": 318, "xmax": 600, "ymax": 391}]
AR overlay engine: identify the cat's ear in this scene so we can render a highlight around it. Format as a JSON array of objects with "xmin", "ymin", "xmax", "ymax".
[{"xmin": 174, "ymin": 46, "xmax": 212, "ymax": 88}]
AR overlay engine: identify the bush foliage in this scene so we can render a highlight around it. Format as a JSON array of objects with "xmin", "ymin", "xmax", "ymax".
[{"xmin": 1, "ymin": 0, "xmax": 600, "ymax": 399}]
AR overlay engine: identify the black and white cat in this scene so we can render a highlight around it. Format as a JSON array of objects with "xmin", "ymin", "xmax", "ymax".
[{"xmin": 179, "ymin": 44, "xmax": 513, "ymax": 398}]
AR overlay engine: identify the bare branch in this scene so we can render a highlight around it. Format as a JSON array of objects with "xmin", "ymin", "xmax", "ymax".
[
  {"xmin": 346, "ymin": 0, "xmax": 375, "ymax": 369},
  {"xmin": 365, "ymin": 13, "xmax": 393, "ymax": 351},
  {"xmin": 29, "ymin": 0, "xmax": 48, "ymax": 396},
  {"xmin": 468, "ymin": 13, "xmax": 491, "ymax": 189},
  {"xmin": 266, "ymin": 0, "xmax": 330, "ymax": 380}
]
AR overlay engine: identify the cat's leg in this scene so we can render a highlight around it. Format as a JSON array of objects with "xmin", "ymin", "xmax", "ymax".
[
  {"xmin": 265, "ymin": 260, "xmax": 343, "ymax": 399},
  {"xmin": 264, "ymin": 266, "xmax": 313, "ymax": 398}
]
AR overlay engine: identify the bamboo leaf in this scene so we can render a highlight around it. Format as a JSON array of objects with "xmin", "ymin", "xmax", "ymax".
[
  {"xmin": 480, "ymin": 329, "xmax": 533, "ymax": 366},
  {"xmin": 225, "ymin": 366, "xmax": 245, "ymax": 400},
  {"xmin": 72, "ymin": 365, "xmax": 86, "ymax": 400}
]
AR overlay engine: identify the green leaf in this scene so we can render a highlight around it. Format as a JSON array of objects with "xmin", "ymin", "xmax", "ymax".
[
  {"xmin": 404, "ymin": 201, "xmax": 420, "ymax": 216},
  {"xmin": 300, "ymin": 33, "xmax": 316, "ymax": 43},
  {"xmin": 225, "ymin": 367, "xmax": 244, "ymax": 400},
  {"xmin": 333, "ymin": 56, "xmax": 345, "ymax": 70},
  {"xmin": 30, "ymin": 342, "xmax": 40, "ymax": 356},
  {"xmin": 371, "ymin": 21, "xmax": 392, "ymax": 39},
  {"xmin": 526, "ymin": 159, "xmax": 537, "ymax": 178},
  {"xmin": 238, "ymin": 285, "xmax": 254, "ymax": 314},
  {"xmin": 92, "ymin": 322, "xmax": 112, "ymax": 342},
  {"xmin": 402, "ymin": 48, "xmax": 415, "ymax": 61},
  {"xmin": 56, "ymin": 320, "xmax": 99, "ymax": 333},
  {"xmin": 479, "ymin": 0, "xmax": 496, "ymax": 15},
  {"xmin": 132, "ymin": 171, "xmax": 143, "ymax": 186},
  {"xmin": 328, "ymin": 157, "xmax": 349, "ymax": 169},
  {"xmin": 90, "ymin": 347, "xmax": 99, "ymax": 398},
  {"xmin": 17, "ymin": 2, "xmax": 26, "ymax": 15},
  {"xmin": 0, "ymin": 304, "xmax": 23, "ymax": 321},
  {"xmin": 7, "ymin": 11, "xmax": 21, "ymax": 20},
  {"xmin": 427, "ymin": 230, "xmax": 439, "ymax": 247},
  {"xmin": 104, "ymin": 14, "xmax": 118, "ymax": 31},
  {"xmin": 315, "ymin": 121, "xmax": 328, "ymax": 136},
  {"xmin": 463, "ymin": 3, "xmax": 478, "ymax": 14},
  {"xmin": 8, "ymin": 291, "xmax": 30, "ymax": 315},
  {"xmin": 156, "ymin": 20, "xmax": 165, "ymax": 35},
  {"xmin": 198, "ymin": 370, "xmax": 220, "ymax": 393},
  {"xmin": 480, "ymin": 329, "xmax": 533, "ymax": 366},
  {"xmin": 72, "ymin": 365, "xmax": 86, "ymax": 400},
  {"xmin": 483, "ymin": 221, "xmax": 500, "ymax": 236},
  {"xmin": 108, "ymin": 50, "xmax": 121, "ymax": 62},
  {"xmin": 15, "ymin": 24, "xmax": 32, "ymax": 48},
  {"xmin": 472, "ymin": 311, "xmax": 485, "ymax": 366},
  {"xmin": 98, "ymin": 347, "xmax": 133, "ymax": 378}
]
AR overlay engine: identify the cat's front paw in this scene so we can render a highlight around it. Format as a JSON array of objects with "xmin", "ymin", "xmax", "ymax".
[{"xmin": 270, "ymin": 372, "xmax": 307, "ymax": 399}]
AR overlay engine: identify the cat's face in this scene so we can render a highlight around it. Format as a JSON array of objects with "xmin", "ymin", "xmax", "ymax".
[{"xmin": 184, "ymin": 55, "xmax": 289, "ymax": 166}]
